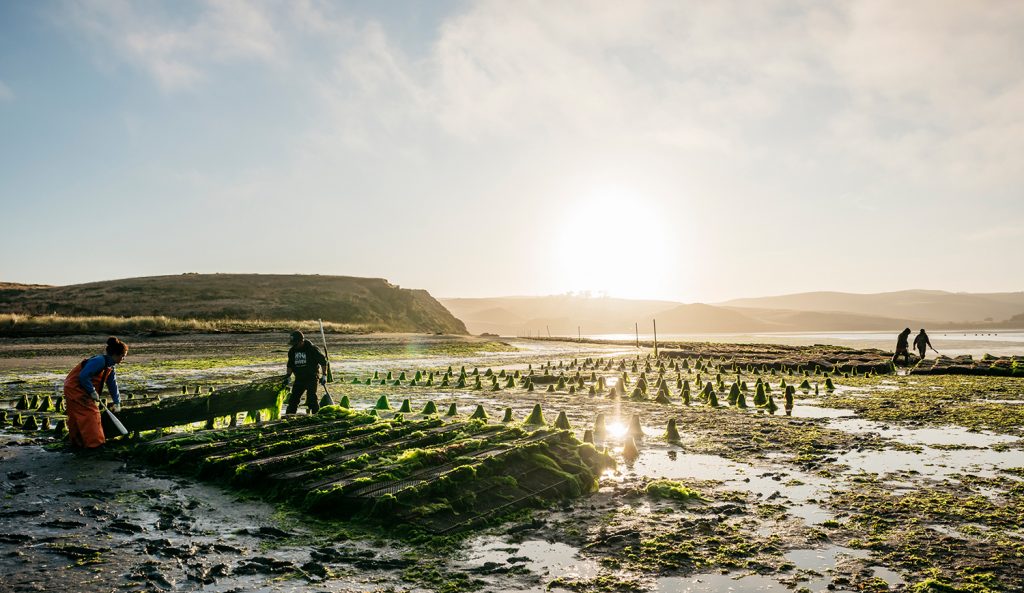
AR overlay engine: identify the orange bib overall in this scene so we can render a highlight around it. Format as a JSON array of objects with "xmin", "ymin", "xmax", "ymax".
[{"xmin": 63, "ymin": 358, "xmax": 112, "ymax": 448}]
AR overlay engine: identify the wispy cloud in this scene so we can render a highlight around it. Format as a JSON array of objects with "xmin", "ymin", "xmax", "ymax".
[
  {"xmin": 0, "ymin": 80, "xmax": 13, "ymax": 102},
  {"xmin": 61, "ymin": 0, "xmax": 283, "ymax": 90}
]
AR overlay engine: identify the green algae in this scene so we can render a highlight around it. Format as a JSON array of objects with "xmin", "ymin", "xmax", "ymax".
[
  {"xmin": 524, "ymin": 404, "xmax": 546, "ymax": 426},
  {"xmin": 665, "ymin": 418, "xmax": 680, "ymax": 443},
  {"xmin": 645, "ymin": 479, "xmax": 703, "ymax": 502},
  {"xmin": 823, "ymin": 375, "xmax": 1024, "ymax": 433}
]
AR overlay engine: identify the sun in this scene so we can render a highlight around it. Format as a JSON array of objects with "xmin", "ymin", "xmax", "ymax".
[{"xmin": 553, "ymin": 187, "xmax": 677, "ymax": 298}]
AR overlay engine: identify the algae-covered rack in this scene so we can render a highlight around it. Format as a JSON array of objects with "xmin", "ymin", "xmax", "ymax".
[
  {"xmin": 100, "ymin": 376, "xmax": 286, "ymax": 436},
  {"xmin": 138, "ymin": 406, "xmax": 612, "ymax": 534}
]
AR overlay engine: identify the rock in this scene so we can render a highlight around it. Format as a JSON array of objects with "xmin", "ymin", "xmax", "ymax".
[{"xmin": 234, "ymin": 556, "xmax": 294, "ymax": 575}]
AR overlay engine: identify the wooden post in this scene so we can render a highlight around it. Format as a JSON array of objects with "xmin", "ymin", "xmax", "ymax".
[
  {"xmin": 653, "ymin": 319, "xmax": 658, "ymax": 357},
  {"xmin": 635, "ymin": 323, "xmax": 639, "ymax": 348},
  {"xmin": 578, "ymin": 326, "xmax": 581, "ymax": 342}
]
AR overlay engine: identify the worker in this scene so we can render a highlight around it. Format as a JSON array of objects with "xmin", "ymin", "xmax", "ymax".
[
  {"xmin": 892, "ymin": 327, "xmax": 912, "ymax": 365},
  {"xmin": 283, "ymin": 330, "xmax": 328, "ymax": 415},
  {"xmin": 63, "ymin": 337, "xmax": 127, "ymax": 448},
  {"xmin": 913, "ymin": 329, "xmax": 933, "ymax": 360}
]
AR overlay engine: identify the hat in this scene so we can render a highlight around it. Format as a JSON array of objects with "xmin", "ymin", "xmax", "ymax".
[{"xmin": 288, "ymin": 330, "xmax": 304, "ymax": 346}]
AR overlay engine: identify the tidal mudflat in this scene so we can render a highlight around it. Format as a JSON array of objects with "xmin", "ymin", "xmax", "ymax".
[{"xmin": 1, "ymin": 334, "xmax": 1022, "ymax": 592}]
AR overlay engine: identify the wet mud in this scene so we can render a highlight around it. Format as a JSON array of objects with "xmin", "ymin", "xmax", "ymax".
[{"xmin": 1, "ymin": 336, "xmax": 1023, "ymax": 592}]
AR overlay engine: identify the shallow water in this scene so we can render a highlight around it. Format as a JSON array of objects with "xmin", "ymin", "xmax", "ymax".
[
  {"xmin": 656, "ymin": 545, "xmax": 902, "ymax": 592},
  {"xmin": 587, "ymin": 330, "xmax": 1024, "ymax": 359},
  {"xmin": 834, "ymin": 447, "xmax": 1024, "ymax": 481},
  {"xmin": 458, "ymin": 536, "xmax": 601, "ymax": 592},
  {"xmin": 828, "ymin": 417, "xmax": 1019, "ymax": 447},
  {"xmin": 625, "ymin": 449, "xmax": 836, "ymax": 525}
]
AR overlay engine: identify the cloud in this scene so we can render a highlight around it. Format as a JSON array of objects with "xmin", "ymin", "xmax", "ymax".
[
  {"xmin": 0, "ymin": 80, "xmax": 13, "ymax": 102},
  {"xmin": 57, "ymin": 1, "xmax": 1024, "ymax": 218},
  {"xmin": 62, "ymin": 0, "xmax": 283, "ymax": 90}
]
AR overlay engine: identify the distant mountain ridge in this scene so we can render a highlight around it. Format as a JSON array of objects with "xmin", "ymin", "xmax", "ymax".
[
  {"xmin": 719, "ymin": 289, "xmax": 1024, "ymax": 324},
  {"xmin": 441, "ymin": 290, "xmax": 1024, "ymax": 336},
  {"xmin": 0, "ymin": 274, "xmax": 467, "ymax": 334}
]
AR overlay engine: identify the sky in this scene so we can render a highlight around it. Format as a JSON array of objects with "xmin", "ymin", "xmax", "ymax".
[{"xmin": 1, "ymin": 1, "xmax": 1022, "ymax": 303}]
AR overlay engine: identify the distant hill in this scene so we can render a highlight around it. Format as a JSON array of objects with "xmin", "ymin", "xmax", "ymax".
[
  {"xmin": 0, "ymin": 274, "xmax": 467, "ymax": 334},
  {"xmin": 441, "ymin": 291, "xmax": 1024, "ymax": 336},
  {"xmin": 441, "ymin": 296, "xmax": 679, "ymax": 336},
  {"xmin": 720, "ymin": 290, "xmax": 1024, "ymax": 324}
]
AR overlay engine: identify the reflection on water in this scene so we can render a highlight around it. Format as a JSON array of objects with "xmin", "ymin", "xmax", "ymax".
[
  {"xmin": 829, "ymin": 418, "xmax": 1019, "ymax": 447},
  {"xmin": 656, "ymin": 545, "xmax": 903, "ymax": 592},
  {"xmin": 626, "ymin": 449, "xmax": 835, "ymax": 525},
  {"xmin": 835, "ymin": 447, "xmax": 1024, "ymax": 481},
  {"xmin": 459, "ymin": 536, "xmax": 600, "ymax": 581}
]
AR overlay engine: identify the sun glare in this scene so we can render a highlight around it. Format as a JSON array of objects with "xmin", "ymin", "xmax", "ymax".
[
  {"xmin": 605, "ymin": 421, "xmax": 628, "ymax": 439},
  {"xmin": 553, "ymin": 187, "xmax": 678, "ymax": 298}
]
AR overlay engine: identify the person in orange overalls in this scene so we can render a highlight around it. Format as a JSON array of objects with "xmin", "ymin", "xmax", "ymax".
[{"xmin": 63, "ymin": 337, "xmax": 128, "ymax": 448}]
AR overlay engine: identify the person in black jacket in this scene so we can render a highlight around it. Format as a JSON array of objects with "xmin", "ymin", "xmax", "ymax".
[
  {"xmin": 892, "ymin": 327, "xmax": 912, "ymax": 365},
  {"xmin": 913, "ymin": 329, "xmax": 933, "ymax": 360},
  {"xmin": 283, "ymin": 330, "xmax": 328, "ymax": 415}
]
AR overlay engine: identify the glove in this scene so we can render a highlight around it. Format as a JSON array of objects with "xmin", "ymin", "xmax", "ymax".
[
  {"xmin": 88, "ymin": 391, "xmax": 100, "ymax": 402},
  {"xmin": 111, "ymin": 403, "xmax": 121, "ymax": 413},
  {"xmin": 319, "ymin": 376, "xmax": 327, "ymax": 386}
]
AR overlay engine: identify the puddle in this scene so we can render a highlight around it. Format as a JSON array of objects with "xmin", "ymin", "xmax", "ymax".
[
  {"xmin": 626, "ymin": 450, "xmax": 835, "ymax": 525},
  {"xmin": 657, "ymin": 545, "xmax": 902, "ymax": 592},
  {"xmin": 835, "ymin": 447, "xmax": 1024, "ymax": 481},
  {"xmin": 871, "ymin": 565, "xmax": 905, "ymax": 587},
  {"xmin": 791, "ymin": 403, "xmax": 857, "ymax": 419},
  {"xmin": 657, "ymin": 572, "xmax": 780, "ymax": 591},
  {"xmin": 829, "ymin": 418, "xmax": 1018, "ymax": 447},
  {"xmin": 786, "ymin": 546, "xmax": 867, "ymax": 591},
  {"xmin": 459, "ymin": 536, "xmax": 600, "ymax": 581}
]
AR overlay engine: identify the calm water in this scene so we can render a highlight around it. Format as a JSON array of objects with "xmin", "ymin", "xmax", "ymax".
[{"xmin": 585, "ymin": 330, "xmax": 1024, "ymax": 358}]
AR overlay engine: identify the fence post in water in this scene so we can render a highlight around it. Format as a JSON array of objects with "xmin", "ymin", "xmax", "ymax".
[
  {"xmin": 653, "ymin": 319, "xmax": 658, "ymax": 357},
  {"xmin": 635, "ymin": 323, "xmax": 639, "ymax": 348}
]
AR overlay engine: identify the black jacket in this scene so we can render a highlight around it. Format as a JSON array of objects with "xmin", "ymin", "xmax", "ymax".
[{"xmin": 287, "ymin": 340, "xmax": 327, "ymax": 381}]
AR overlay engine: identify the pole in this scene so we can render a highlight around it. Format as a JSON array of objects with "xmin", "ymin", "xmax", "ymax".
[
  {"xmin": 653, "ymin": 319, "xmax": 658, "ymax": 357},
  {"xmin": 100, "ymin": 401, "xmax": 128, "ymax": 435},
  {"xmin": 577, "ymin": 326, "xmax": 581, "ymax": 343},
  {"xmin": 546, "ymin": 325, "xmax": 551, "ymax": 338},
  {"xmin": 318, "ymin": 319, "xmax": 333, "ymax": 383},
  {"xmin": 635, "ymin": 323, "xmax": 639, "ymax": 348},
  {"xmin": 318, "ymin": 380, "xmax": 334, "ymax": 408}
]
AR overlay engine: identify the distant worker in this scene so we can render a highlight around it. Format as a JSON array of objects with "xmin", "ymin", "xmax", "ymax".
[
  {"xmin": 892, "ymin": 327, "xmax": 912, "ymax": 365},
  {"xmin": 913, "ymin": 329, "xmax": 934, "ymax": 360},
  {"xmin": 63, "ymin": 337, "xmax": 127, "ymax": 449},
  {"xmin": 283, "ymin": 330, "xmax": 328, "ymax": 415}
]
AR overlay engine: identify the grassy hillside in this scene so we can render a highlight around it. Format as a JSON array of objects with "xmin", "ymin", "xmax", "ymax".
[{"xmin": 0, "ymin": 274, "xmax": 467, "ymax": 335}]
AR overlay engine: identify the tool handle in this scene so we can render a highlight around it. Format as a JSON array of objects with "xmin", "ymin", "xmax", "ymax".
[
  {"xmin": 318, "ymin": 319, "xmax": 333, "ymax": 382},
  {"xmin": 100, "ymin": 401, "xmax": 129, "ymax": 435}
]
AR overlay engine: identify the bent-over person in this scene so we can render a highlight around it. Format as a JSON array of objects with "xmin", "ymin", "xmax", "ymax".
[
  {"xmin": 63, "ymin": 337, "xmax": 128, "ymax": 448},
  {"xmin": 892, "ymin": 327, "xmax": 912, "ymax": 365}
]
